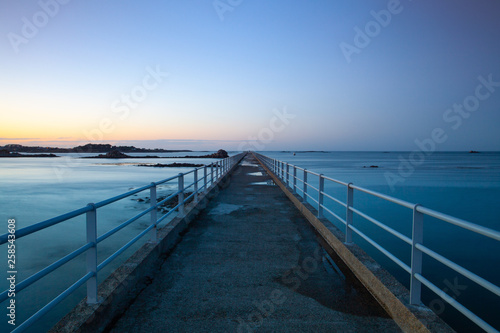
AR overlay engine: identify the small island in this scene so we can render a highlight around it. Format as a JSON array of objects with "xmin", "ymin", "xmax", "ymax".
[
  {"xmin": 172, "ymin": 149, "xmax": 229, "ymax": 159},
  {"xmin": 0, "ymin": 149, "xmax": 58, "ymax": 158},
  {"xmin": 83, "ymin": 149, "xmax": 229, "ymax": 159},
  {"xmin": 83, "ymin": 151, "xmax": 161, "ymax": 159},
  {"xmin": 0, "ymin": 143, "xmax": 192, "ymax": 154}
]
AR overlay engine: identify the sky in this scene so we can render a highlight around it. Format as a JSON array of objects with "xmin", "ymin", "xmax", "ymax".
[{"xmin": 1, "ymin": 0, "xmax": 499, "ymax": 151}]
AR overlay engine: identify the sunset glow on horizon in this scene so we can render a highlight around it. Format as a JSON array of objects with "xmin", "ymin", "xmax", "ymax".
[{"xmin": 1, "ymin": 1, "xmax": 499, "ymax": 151}]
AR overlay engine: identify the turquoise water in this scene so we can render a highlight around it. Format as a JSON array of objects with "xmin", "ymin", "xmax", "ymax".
[
  {"xmin": 0, "ymin": 152, "xmax": 223, "ymax": 333},
  {"xmin": 0, "ymin": 151, "xmax": 499, "ymax": 332},
  {"xmin": 264, "ymin": 151, "xmax": 500, "ymax": 332}
]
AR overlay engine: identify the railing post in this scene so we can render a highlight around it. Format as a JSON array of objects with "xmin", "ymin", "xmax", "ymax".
[
  {"xmin": 410, "ymin": 204, "xmax": 424, "ymax": 304},
  {"xmin": 194, "ymin": 169, "xmax": 199, "ymax": 202},
  {"xmin": 345, "ymin": 183, "xmax": 353, "ymax": 244},
  {"xmin": 149, "ymin": 183, "xmax": 157, "ymax": 243},
  {"xmin": 318, "ymin": 174, "xmax": 324, "ymax": 218},
  {"xmin": 86, "ymin": 203, "xmax": 98, "ymax": 304},
  {"xmin": 303, "ymin": 169, "xmax": 308, "ymax": 202},
  {"xmin": 211, "ymin": 164, "xmax": 214, "ymax": 185},
  {"xmin": 178, "ymin": 173, "xmax": 185, "ymax": 216},
  {"xmin": 286, "ymin": 163, "xmax": 289, "ymax": 187},
  {"xmin": 293, "ymin": 166, "xmax": 297, "ymax": 193},
  {"xmin": 204, "ymin": 165, "xmax": 207, "ymax": 191}
]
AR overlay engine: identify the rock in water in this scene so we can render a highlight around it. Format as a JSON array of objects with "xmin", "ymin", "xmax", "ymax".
[
  {"xmin": 100, "ymin": 150, "xmax": 131, "ymax": 158},
  {"xmin": 213, "ymin": 149, "xmax": 229, "ymax": 158}
]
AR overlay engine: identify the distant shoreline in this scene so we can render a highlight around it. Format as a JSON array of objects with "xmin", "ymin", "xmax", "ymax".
[
  {"xmin": 0, "ymin": 152, "xmax": 58, "ymax": 158},
  {"xmin": 0, "ymin": 143, "xmax": 192, "ymax": 154}
]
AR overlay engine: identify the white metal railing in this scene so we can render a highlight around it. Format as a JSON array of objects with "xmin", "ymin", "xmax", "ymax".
[
  {"xmin": 254, "ymin": 152, "xmax": 500, "ymax": 333},
  {"xmin": 0, "ymin": 153, "xmax": 246, "ymax": 332}
]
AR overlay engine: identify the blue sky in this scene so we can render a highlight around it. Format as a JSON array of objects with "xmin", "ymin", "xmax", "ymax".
[{"xmin": 1, "ymin": 0, "xmax": 499, "ymax": 151}]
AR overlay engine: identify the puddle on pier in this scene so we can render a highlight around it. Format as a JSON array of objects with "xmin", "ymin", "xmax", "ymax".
[
  {"xmin": 208, "ymin": 203, "xmax": 243, "ymax": 215},
  {"xmin": 250, "ymin": 180, "xmax": 276, "ymax": 186},
  {"xmin": 241, "ymin": 162, "xmax": 259, "ymax": 167},
  {"xmin": 276, "ymin": 220, "xmax": 391, "ymax": 318}
]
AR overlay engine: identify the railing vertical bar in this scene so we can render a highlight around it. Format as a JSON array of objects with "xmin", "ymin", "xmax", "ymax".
[
  {"xmin": 286, "ymin": 163, "xmax": 290, "ymax": 187},
  {"xmin": 204, "ymin": 166, "xmax": 207, "ymax": 191},
  {"xmin": 194, "ymin": 169, "xmax": 199, "ymax": 202},
  {"xmin": 346, "ymin": 183, "xmax": 353, "ymax": 244},
  {"xmin": 410, "ymin": 204, "xmax": 424, "ymax": 304},
  {"xmin": 86, "ymin": 203, "xmax": 98, "ymax": 304},
  {"xmin": 303, "ymin": 169, "xmax": 308, "ymax": 202},
  {"xmin": 178, "ymin": 173, "xmax": 185, "ymax": 216},
  {"xmin": 149, "ymin": 183, "xmax": 157, "ymax": 243},
  {"xmin": 293, "ymin": 165, "xmax": 297, "ymax": 193},
  {"xmin": 211, "ymin": 164, "xmax": 214, "ymax": 186},
  {"xmin": 318, "ymin": 174, "xmax": 324, "ymax": 218}
]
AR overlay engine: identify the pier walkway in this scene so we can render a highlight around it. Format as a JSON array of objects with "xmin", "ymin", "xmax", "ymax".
[{"xmin": 108, "ymin": 155, "xmax": 401, "ymax": 332}]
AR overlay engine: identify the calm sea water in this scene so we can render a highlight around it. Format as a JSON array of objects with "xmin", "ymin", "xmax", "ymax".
[
  {"xmin": 0, "ymin": 151, "xmax": 224, "ymax": 332},
  {"xmin": 265, "ymin": 151, "xmax": 500, "ymax": 332},
  {"xmin": 0, "ymin": 151, "xmax": 499, "ymax": 332}
]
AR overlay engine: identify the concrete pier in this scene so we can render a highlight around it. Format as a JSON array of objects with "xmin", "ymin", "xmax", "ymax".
[{"xmin": 107, "ymin": 155, "xmax": 401, "ymax": 332}]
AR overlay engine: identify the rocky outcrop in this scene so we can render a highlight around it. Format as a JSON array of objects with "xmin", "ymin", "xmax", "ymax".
[
  {"xmin": 84, "ymin": 150, "xmax": 163, "ymax": 159},
  {"xmin": 161, "ymin": 149, "xmax": 230, "ymax": 159},
  {"xmin": 84, "ymin": 150, "xmax": 132, "ymax": 158},
  {"xmin": 0, "ymin": 149, "xmax": 58, "ymax": 158},
  {"xmin": 0, "ymin": 143, "xmax": 192, "ymax": 154},
  {"xmin": 83, "ymin": 148, "xmax": 230, "ymax": 159},
  {"xmin": 201, "ymin": 149, "xmax": 229, "ymax": 158}
]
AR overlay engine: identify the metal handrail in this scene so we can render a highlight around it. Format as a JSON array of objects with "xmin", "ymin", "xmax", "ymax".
[
  {"xmin": 322, "ymin": 191, "xmax": 347, "ymax": 208},
  {"xmin": 0, "ymin": 152, "xmax": 246, "ymax": 333},
  {"xmin": 349, "ymin": 206, "xmax": 412, "ymax": 245},
  {"xmin": 322, "ymin": 205, "xmax": 346, "ymax": 226},
  {"xmin": 416, "ymin": 205, "xmax": 500, "ymax": 241},
  {"xmin": 348, "ymin": 224, "xmax": 412, "ymax": 274},
  {"xmin": 253, "ymin": 152, "xmax": 500, "ymax": 333}
]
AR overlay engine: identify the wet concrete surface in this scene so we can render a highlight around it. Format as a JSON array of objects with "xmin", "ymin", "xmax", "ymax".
[{"xmin": 108, "ymin": 155, "xmax": 401, "ymax": 332}]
